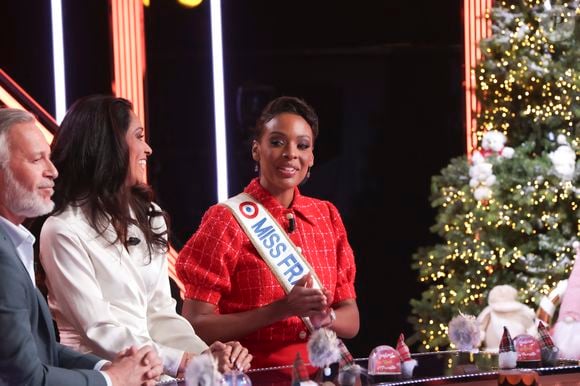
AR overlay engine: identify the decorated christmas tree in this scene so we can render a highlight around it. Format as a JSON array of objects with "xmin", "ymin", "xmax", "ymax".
[{"xmin": 410, "ymin": 0, "xmax": 579, "ymax": 351}]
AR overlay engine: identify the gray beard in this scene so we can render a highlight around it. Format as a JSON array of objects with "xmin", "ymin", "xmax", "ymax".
[{"xmin": 2, "ymin": 167, "xmax": 54, "ymax": 218}]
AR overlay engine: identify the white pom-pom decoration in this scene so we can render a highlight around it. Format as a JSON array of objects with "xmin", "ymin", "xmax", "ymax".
[
  {"xmin": 448, "ymin": 314, "xmax": 480, "ymax": 351},
  {"xmin": 307, "ymin": 328, "xmax": 341, "ymax": 368}
]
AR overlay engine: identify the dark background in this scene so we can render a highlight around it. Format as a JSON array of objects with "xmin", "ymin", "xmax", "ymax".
[{"xmin": 1, "ymin": 0, "xmax": 465, "ymax": 356}]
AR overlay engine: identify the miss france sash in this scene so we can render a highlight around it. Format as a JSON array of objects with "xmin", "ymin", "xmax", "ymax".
[{"xmin": 221, "ymin": 192, "xmax": 324, "ymax": 332}]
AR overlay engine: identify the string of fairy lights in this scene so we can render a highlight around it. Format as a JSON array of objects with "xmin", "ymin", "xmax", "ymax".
[
  {"xmin": 477, "ymin": 0, "xmax": 579, "ymax": 144},
  {"xmin": 413, "ymin": 1, "xmax": 580, "ymax": 351},
  {"xmin": 416, "ymin": 179, "xmax": 577, "ymax": 350}
]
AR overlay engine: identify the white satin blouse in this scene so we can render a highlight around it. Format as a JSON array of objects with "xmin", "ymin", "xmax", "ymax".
[{"xmin": 39, "ymin": 204, "xmax": 208, "ymax": 376}]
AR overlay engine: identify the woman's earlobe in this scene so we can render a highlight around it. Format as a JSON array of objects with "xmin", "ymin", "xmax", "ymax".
[
  {"xmin": 252, "ymin": 151, "xmax": 260, "ymax": 162},
  {"xmin": 251, "ymin": 141, "xmax": 259, "ymax": 161}
]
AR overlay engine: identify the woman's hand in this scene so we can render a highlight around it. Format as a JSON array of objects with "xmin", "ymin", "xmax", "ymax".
[
  {"xmin": 280, "ymin": 273, "xmax": 328, "ymax": 318},
  {"xmin": 309, "ymin": 308, "xmax": 336, "ymax": 329},
  {"xmin": 225, "ymin": 341, "xmax": 252, "ymax": 371},
  {"xmin": 179, "ymin": 276, "xmax": 347, "ymax": 344},
  {"xmin": 104, "ymin": 345, "xmax": 163, "ymax": 386},
  {"xmin": 202, "ymin": 341, "xmax": 252, "ymax": 373}
]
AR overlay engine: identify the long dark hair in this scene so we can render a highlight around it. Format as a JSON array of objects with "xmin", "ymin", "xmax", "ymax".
[{"xmin": 51, "ymin": 95, "xmax": 168, "ymax": 254}]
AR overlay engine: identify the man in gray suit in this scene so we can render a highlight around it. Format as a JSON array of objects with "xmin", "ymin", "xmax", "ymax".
[{"xmin": 0, "ymin": 108, "xmax": 163, "ymax": 386}]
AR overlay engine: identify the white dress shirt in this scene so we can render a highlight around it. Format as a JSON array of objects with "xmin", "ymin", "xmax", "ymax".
[
  {"xmin": 0, "ymin": 215, "xmax": 113, "ymax": 386},
  {"xmin": 39, "ymin": 204, "xmax": 208, "ymax": 377},
  {"xmin": 0, "ymin": 215, "xmax": 36, "ymax": 284}
]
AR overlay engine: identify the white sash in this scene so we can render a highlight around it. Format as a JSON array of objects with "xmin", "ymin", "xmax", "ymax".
[{"xmin": 222, "ymin": 192, "xmax": 323, "ymax": 331}]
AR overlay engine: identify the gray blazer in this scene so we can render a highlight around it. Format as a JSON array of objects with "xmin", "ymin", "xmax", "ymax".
[{"xmin": 0, "ymin": 225, "xmax": 107, "ymax": 386}]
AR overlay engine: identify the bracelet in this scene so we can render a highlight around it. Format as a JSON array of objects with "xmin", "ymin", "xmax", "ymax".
[{"xmin": 329, "ymin": 308, "xmax": 337, "ymax": 323}]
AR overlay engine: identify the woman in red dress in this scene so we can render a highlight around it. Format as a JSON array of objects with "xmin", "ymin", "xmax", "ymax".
[{"xmin": 176, "ymin": 96, "xmax": 359, "ymax": 368}]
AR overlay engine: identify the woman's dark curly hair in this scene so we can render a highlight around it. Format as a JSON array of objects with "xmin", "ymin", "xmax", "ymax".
[{"xmin": 253, "ymin": 96, "xmax": 319, "ymax": 140}]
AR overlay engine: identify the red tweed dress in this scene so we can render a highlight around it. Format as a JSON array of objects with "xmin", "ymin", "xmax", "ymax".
[{"xmin": 176, "ymin": 178, "xmax": 356, "ymax": 368}]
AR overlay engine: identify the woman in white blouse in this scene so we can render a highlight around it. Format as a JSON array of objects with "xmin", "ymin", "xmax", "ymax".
[{"xmin": 39, "ymin": 95, "xmax": 251, "ymax": 378}]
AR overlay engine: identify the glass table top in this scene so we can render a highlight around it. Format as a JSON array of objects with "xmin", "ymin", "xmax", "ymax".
[{"xmin": 157, "ymin": 351, "xmax": 580, "ymax": 386}]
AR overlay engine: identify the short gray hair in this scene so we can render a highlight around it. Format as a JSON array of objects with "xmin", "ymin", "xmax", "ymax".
[{"xmin": 0, "ymin": 108, "xmax": 36, "ymax": 167}]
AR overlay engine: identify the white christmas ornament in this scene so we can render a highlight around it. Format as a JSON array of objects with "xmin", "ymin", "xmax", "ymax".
[
  {"xmin": 469, "ymin": 155, "xmax": 496, "ymax": 201},
  {"xmin": 548, "ymin": 138, "xmax": 576, "ymax": 181},
  {"xmin": 557, "ymin": 134, "xmax": 568, "ymax": 145},
  {"xmin": 468, "ymin": 130, "xmax": 517, "ymax": 201},
  {"xmin": 480, "ymin": 131, "xmax": 514, "ymax": 159}
]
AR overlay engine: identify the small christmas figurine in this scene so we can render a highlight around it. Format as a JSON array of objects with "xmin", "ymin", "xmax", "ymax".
[
  {"xmin": 396, "ymin": 334, "xmax": 418, "ymax": 379},
  {"xmin": 478, "ymin": 130, "xmax": 514, "ymax": 159},
  {"xmin": 498, "ymin": 327, "xmax": 517, "ymax": 369},
  {"xmin": 337, "ymin": 339, "xmax": 355, "ymax": 369},
  {"xmin": 291, "ymin": 353, "xmax": 316, "ymax": 386},
  {"xmin": 468, "ymin": 153, "xmax": 496, "ymax": 201},
  {"xmin": 553, "ymin": 242, "xmax": 580, "ymax": 359},
  {"xmin": 336, "ymin": 340, "xmax": 361, "ymax": 386},
  {"xmin": 537, "ymin": 322, "xmax": 558, "ymax": 366},
  {"xmin": 476, "ymin": 285, "xmax": 537, "ymax": 351}
]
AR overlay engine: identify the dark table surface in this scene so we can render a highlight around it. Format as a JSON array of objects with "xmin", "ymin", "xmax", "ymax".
[{"xmin": 157, "ymin": 351, "xmax": 580, "ymax": 385}]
